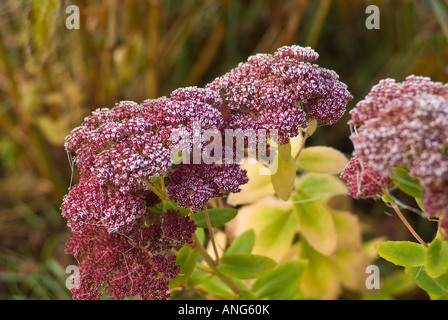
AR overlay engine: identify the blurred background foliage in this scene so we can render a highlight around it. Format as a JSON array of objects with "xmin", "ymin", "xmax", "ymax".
[{"xmin": 0, "ymin": 0, "xmax": 446, "ymax": 299}]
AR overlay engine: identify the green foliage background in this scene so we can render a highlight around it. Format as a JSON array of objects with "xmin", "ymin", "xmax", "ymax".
[{"xmin": 0, "ymin": 0, "xmax": 447, "ymax": 299}]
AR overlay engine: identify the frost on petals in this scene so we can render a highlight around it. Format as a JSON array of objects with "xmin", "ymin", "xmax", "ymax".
[
  {"xmin": 166, "ymin": 163, "xmax": 248, "ymax": 212},
  {"xmin": 207, "ymin": 45, "xmax": 352, "ymax": 144},
  {"xmin": 61, "ymin": 86, "xmax": 248, "ymax": 300},
  {"xmin": 340, "ymin": 157, "xmax": 390, "ymax": 200},
  {"xmin": 345, "ymin": 75, "xmax": 448, "ymax": 231}
]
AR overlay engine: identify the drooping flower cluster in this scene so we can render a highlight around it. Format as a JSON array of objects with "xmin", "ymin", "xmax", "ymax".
[
  {"xmin": 66, "ymin": 210, "xmax": 195, "ymax": 300},
  {"xmin": 207, "ymin": 45, "xmax": 353, "ymax": 144},
  {"xmin": 62, "ymin": 45, "xmax": 352, "ymax": 300},
  {"xmin": 340, "ymin": 157, "xmax": 390, "ymax": 200},
  {"xmin": 341, "ymin": 75, "xmax": 448, "ymax": 229}
]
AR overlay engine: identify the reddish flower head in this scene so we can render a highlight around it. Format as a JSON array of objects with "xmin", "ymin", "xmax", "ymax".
[{"xmin": 207, "ymin": 45, "xmax": 353, "ymax": 144}]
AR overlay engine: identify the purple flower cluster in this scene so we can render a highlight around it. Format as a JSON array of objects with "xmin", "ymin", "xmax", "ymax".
[
  {"xmin": 167, "ymin": 163, "xmax": 248, "ymax": 212},
  {"xmin": 207, "ymin": 45, "xmax": 353, "ymax": 144},
  {"xmin": 62, "ymin": 87, "xmax": 244, "ymax": 299},
  {"xmin": 62, "ymin": 45, "xmax": 352, "ymax": 299},
  {"xmin": 66, "ymin": 210, "xmax": 195, "ymax": 300},
  {"xmin": 342, "ymin": 75, "xmax": 448, "ymax": 228},
  {"xmin": 340, "ymin": 157, "xmax": 390, "ymax": 200}
]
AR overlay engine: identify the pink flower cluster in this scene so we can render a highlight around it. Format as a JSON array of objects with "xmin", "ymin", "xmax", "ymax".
[
  {"xmin": 66, "ymin": 210, "xmax": 195, "ymax": 300},
  {"xmin": 62, "ymin": 87, "xmax": 246, "ymax": 299},
  {"xmin": 62, "ymin": 45, "xmax": 352, "ymax": 299},
  {"xmin": 340, "ymin": 157, "xmax": 390, "ymax": 200},
  {"xmin": 342, "ymin": 75, "xmax": 448, "ymax": 227},
  {"xmin": 207, "ymin": 45, "xmax": 353, "ymax": 144}
]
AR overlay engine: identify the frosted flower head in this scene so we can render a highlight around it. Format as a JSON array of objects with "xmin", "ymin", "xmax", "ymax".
[
  {"xmin": 61, "ymin": 177, "xmax": 158, "ymax": 234},
  {"xmin": 340, "ymin": 157, "xmax": 390, "ymax": 199},
  {"xmin": 166, "ymin": 163, "xmax": 248, "ymax": 212},
  {"xmin": 207, "ymin": 45, "xmax": 352, "ymax": 144},
  {"xmin": 140, "ymin": 87, "xmax": 224, "ymax": 152},
  {"xmin": 349, "ymin": 75, "xmax": 448, "ymax": 127},
  {"xmin": 65, "ymin": 101, "xmax": 172, "ymax": 192},
  {"xmin": 347, "ymin": 75, "xmax": 448, "ymax": 227}
]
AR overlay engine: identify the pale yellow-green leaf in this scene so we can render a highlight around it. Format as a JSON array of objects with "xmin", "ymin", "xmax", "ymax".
[
  {"xmin": 362, "ymin": 236, "xmax": 388, "ymax": 261},
  {"xmin": 271, "ymin": 144, "xmax": 296, "ymax": 201},
  {"xmin": 299, "ymin": 240, "xmax": 341, "ymax": 299},
  {"xmin": 278, "ymin": 141, "xmax": 292, "ymax": 161},
  {"xmin": 306, "ymin": 118, "xmax": 318, "ymax": 136},
  {"xmin": 331, "ymin": 210, "xmax": 362, "ymax": 251},
  {"xmin": 332, "ymin": 250, "xmax": 370, "ymax": 292},
  {"xmin": 297, "ymin": 146, "xmax": 349, "ymax": 174},
  {"xmin": 295, "ymin": 172, "xmax": 347, "ymax": 203},
  {"xmin": 290, "ymin": 134, "xmax": 304, "ymax": 156},
  {"xmin": 227, "ymin": 197, "xmax": 295, "ymax": 262},
  {"xmin": 26, "ymin": 0, "xmax": 60, "ymax": 66},
  {"xmin": 292, "ymin": 192, "xmax": 337, "ymax": 256},
  {"xmin": 226, "ymin": 160, "xmax": 275, "ymax": 206}
]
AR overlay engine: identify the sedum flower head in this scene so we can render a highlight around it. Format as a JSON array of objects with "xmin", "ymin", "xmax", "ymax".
[
  {"xmin": 62, "ymin": 86, "xmax": 248, "ymax": 300},
  {"xmin": 343, "ymin": 75, "xmax": 448, "ymax": 227},
  {"xmin": 207, "ymin": 45, "xmax": 353, "ymax": 144},
  {"xmin": 65, "ymin": 101, "xmax": 172, "ymax": 192},
  {"xmin": 166, "ymin": 163, "xmax": 248, "ymax": 212},
  {"xmin": 340, "ymin": 157, "xmax": 390, "ymax": 200},
  {"xmin": 66, "ymin": 210, "xmax": 195, "ymax": 300}
]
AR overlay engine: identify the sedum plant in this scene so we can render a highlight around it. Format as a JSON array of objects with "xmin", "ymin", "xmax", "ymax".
[
  {"xmin": 341, "ymin": 76, "xmax": 448, "ymax": 299},
  {"xmin": 61, "ymin": 45, "xmax": 358, "ymax": 300}
]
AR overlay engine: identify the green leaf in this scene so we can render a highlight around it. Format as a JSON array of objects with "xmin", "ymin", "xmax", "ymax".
[
  {"xmin": 415, "ymin": 197, "xmax": 425, "ymax": 211},
  {"xmin": 292, "ymin": 191, "xmax": 337, "ymax": 256},
  {"xmin": 169, "ymin": 247, "xmax": 198, "ymax": 289},
  {"xmin": 433, "ymin": 273, "xmax": 448, "ymax": 292},
  {"xmin": 195, "ymin": 228, "xmax": 205, "ymax": 246},
  {"xmin": 435, "ymin": 293, "xmax": 448, "ymax": 300},
  {"xmin": 196, "ymin": 274, "xmax": 236, "ymax": 298},
  {"xmin": 405, "ymin": 267, "xmax": 448, "ymax": 299},
  {"xmin": 187, "ymin": 268, "xmax": 213, "ymax": 287},
  {"xmin": 295, "ymin": 173, "xmax": 347, "ymax": 203},
  {"xmin": 391, "ymin": 167, "xmax": 423, "ymax": 199},
  {"xmin": 232, "ymin": 198, "xmax": 296, "ymax": 260},
  {"xmin": 217, "ymin": 253, "xmax": 276, "ymax": 279},
  {"xmin": 251, "ymin": 260, "xmax": 308, "ymax": 299},
  {"xmin": 380, "ymin": 271, "xmax": 417, "ymax": 298},
  {"xmin": 194, "ymin": 208, "xmax": 238, "ymax": 228},
  {"xmin": 331, "ymin": 210, "xmax": 362, "ymax": 250},
  {"xmin": 238, "ymin": 290, "xmax": 258, "ymax": 300},
  {"xmin": 271, "ymin": 142, "xmax": 296, "ymax": 201},
  {"xmin": 226, "ymin": 229, "xmax": 255, "ymax": 254},
  {"xmin": 376, "ymin": 241, "xmax": 426, "ymax": 267},
  {"xmin": 296, "ymin": 146, "xmax": 349, "ymax": 174},
  {"xmin": 425, "ymin": 237, "xmax": 448, "ymax": 278}
]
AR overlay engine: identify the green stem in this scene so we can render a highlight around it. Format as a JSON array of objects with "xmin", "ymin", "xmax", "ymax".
[
  {"xmin": 203, "ymin": 205, "xmax": 219, "ymax": 265},
  {"xmin": 192, "ymin": 234, "xmax": 242, "ymax": 295}
]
